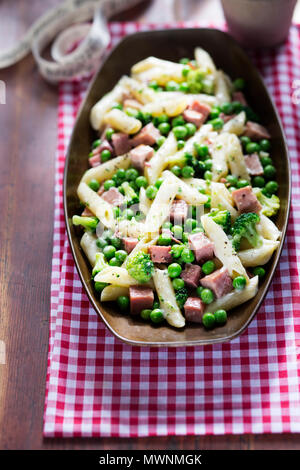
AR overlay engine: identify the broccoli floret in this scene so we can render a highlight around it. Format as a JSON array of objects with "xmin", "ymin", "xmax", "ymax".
[
  {"xmin": 72, "ymin": 215, "xmax": 99, "ymax": 232},
  {"xmin": 121, "ymin": 181, "xmax": 139, "ymax": 206},
  {"xmin": 253, "ymin": 188, "xmax": 280, "ymax": 217},
  {"xmin": 208, "ymin": 209, "xmax": 231, "ymax": 233},
  {"xmin": 126, "ymin": 250, "xmax": 154, "ymax": 283},
  {"xmin": 175, "ymin": 287, "xmax": 189, "ymax": 309},
  {"xmin": 231, "ymin": 212, "xmax": 262, "ymax": 251},
  {"xmin": 92, "ymin": 252, "xmax": 107, "ymax": 278}
]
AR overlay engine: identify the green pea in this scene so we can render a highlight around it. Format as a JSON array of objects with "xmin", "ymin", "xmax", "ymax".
[
  {"xmin": 233, "ymin": 275, "xmax": 246, "ymax": 290},
  {"xmin": 204, "ymin": 159, "xmax": 212, "ymax": 171},
  {"xmin": 171, "ymin": 165, "xmax": 182, "ymax": 177},
  {"xmin": 158, "ymin": 122, "xmax": 171, "ymax": 135},
  {"xmin": 179, "ymin": 82, "xmax": 189, "ymax": 93},
  {"xmin": 182, "ymin": 165, "xmax": 195, "ymax": 178},
  {"xmin": 172, "ymin": 278, "xmax": 185, "ymax": 290},
  {"xmin": 220, "ymin": 102, "xmax": 234, "ymax": 115},
  {"xmin": 162, "ymin": 221, "xmax": 172, "ymax": 230},
  {"xmin": 148, "ymin": 80, "xmax": 159, "ymax": 90},
  {"xmin": 116, "ymin": 168, "xmax": 126, "ymax": 181},
  {"xmin": 185, "ymin": 218, "xmax": 197, "ymax": 231},
  {"xmin": 103, "ymin": 179, "xmax": 116, "ymax": 191},
  {"xmin": 210, "ymin": 117, "xmax": 224, "ymax": 130},
  {"xmin": 158, "ymin": 233, "xmax": 172, "ymax": 246},
  {"xmin": 229, "ymin": 186, "xmax": 237, "ymax": 193},
  {"xmin": 113, "ymin": 207, "xmax": 120, "ymax": 218},
  {"xmin": 185, "ymin": 122, "xmax": 197, "ymax": 136},
  {"xmin": 204, "ymin": 170, "xmax": 212, "ymax": 181},
  {"xmin": 194, "ymin": 143, "xmax": 209, "ymax": 159},
  {"xmin": 226, "ymin": 174, "xmax": 238, "ymax": 186},
  {"xmin": 150, "ymin": 309, "xmax": 164, "ymax": 323},
  {"xmin": 240, "ymin": 136, "xmax": 251, "ymax": 147},
  {"xmin": 145, "ymin": 185, "xmax": 158, "ymax": 200},
  {"xmin": 202, "ymin": 312, "xmax": 215, "ymax": 329},
  {"xmin": 196, "ymin": 286, "xmax": 204, "ymax": 297},
  {"xmin": 140, "ymin": 309, "xmax": 152, "ymax": 320},
  {"xmin": 117, "ymin": 295, "xmax": 129, "ymax": 311},
  {"xmin": 180, "ymin": 246, "xmax": 195, "ymax": 263},
  {"xmin": 265, "ymin": 180, "xmax": 278, "ymax": 194},
  {"xmin": 172, "ymin": 116, "xmax": 185, "ymax": 127},
  {"xmin": 259, "ymin": 139, "xmax": 271, "ymax": 151},
  {"xmin": 232, "ymin": 102, "xmax": 243, "ymax": 114},
  {"xmin": 202, "ymin": 260, "xmax": 215, "ymax": 275},
  {"xmin": 200, "ymin": 288, "xmax": 214, "ymax": 304},
  {"xmin": 182, "ymin": 66, "xmax": 190, "ymax": 77},
  {"xmin": 110, "ymin": 236, "xmax": 122, "ymax": 249},
  {"xmin": 112, "ymin": 103, "xmax": 123, "ymax": 110},
  {"xmin": 101, "ymin": 149, "xmax": 112, "ymax": 162},
  {"xmin": 96, "ymin": 237, "xmax": 108, "ymax": 249},
  {"xmin": 191, "ymin": 227, "xmax": 204, "ymax": 234},
  {"xmin": 125, "ymin": 168, "xmax": 139, "ymax": 181},
  {"xmin": 168, "ymin": 263, "xmax": 182, "ymax": 278},
  {"xmin": 209, "ymin": 107, "xmax": 221, "ymax": 119},
  {"xmin": 123, "ymin": 208, "xmax": 134, "ymax": 220},
  {"xmin": 252, "ymin": 176, "xmax": 265, "ymax": 188},
  {"xmin": 155, "ymin": 178, "xmax": 164, "ymax": 189},
  {"xmin": 109, "ymin": 257, "xmax": 121, "ymax": 266},
  {"xmin": 177, "ymin": 140, "xmax": 185, "ymax": 150},
  {"xmin": 246, "ymin": 142, "xmax": 260, "ymax": 154},
  {"xmin": 173, "ymin": 125, "xmax": 188, "ymax": 140},
  {"xmin": 171, "ymin": 244, "xmax": 184, "ymax": 259},
  {"xmin": 214, "ymin": 309, "xmax": 227, "ymax": 325},
  {"xmin": 253, "ymin": 266, "xmax": 266, "ymax": 279},
  {"xmin": 233, "ymin": 78, "xmax": 245, "ymax": 90},
  {"xmin": 91, "ymin": 138, "xmax": 101, "ymax": 149},
  {"xmin": 126, "ymin": 107, "xmax": 139, "ymax": 118},
  {"xmin": 172, "ymin": 225, "xmax": 183, "ymax": 239},
  {"xmin": 105, "ymin": 128, "xmax": 115, "ymax": 140},
  {"xmin": 264, "ymin": 165, "xmax": 276, "ymax": 179},
  {"xmin": 165, "ymin": 80, "xmax": 180, "ymax": 91},
  {"xmin": 115, "ymin": 250, "xmax": 127, "ymax": 263},
  {"xmin": 94, "ymin": 281, "xmax": 107, "ymax": 293},
  {"xmin": 157, "ymin": 136, "xmax": 166, "ymax": 147},
  {"xmin": 136, "ymin": 176, "xmax": 148, "ymax": 188},
  {"xmin": 182, "ymin": 232, "xmax": 189, "ymax": 243},
  {"xmin": 152, "ymin": 300, "xmax": 160, "ymax": 310},
  {"xmin": 180, "ymin": 58, "xmax": 190, "ymax": 64},
  {"xmin": 237, "ymin": 179, "xmax": 249, "ymax": 188},
  {"xmin": 88, "ymin": 179, "xmax": 100, "ymax": 192},
  {"xmin": 103, "ymin": 245, "xmax": 116, "ymax": 260}
]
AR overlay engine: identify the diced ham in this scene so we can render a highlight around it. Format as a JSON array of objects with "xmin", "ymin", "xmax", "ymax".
[
  {"xmin": 129, "ymin": 144, "xmax": 154, "ymax": 170},
  {"xmin": 111, "ymin": 132, "xmax": 132, "ymax": 156},
  {"xmin": 81, "ymin": 207, "xmax": 94, "ymax": 217},
  {"xmin": 89, "ymin": 154, "xmax": 101, "ymax": 167},
  {"xmin": 123, "ymin": 98, "xmax": 143, "ymax": 110},
  {"xmin": 148, "ymin": 245, "xmax": 172, "ymax": 264},
  {"xmin": 188, "ymin": 100, "xmax": 211, "ymax": 120},
  {"xmin": 131, "ymin": 122, "xmax": 160, "ymax": 147},
  {"xmin": 123, "ymin": 237, "xmax": 138, "ymax": 253},
  {"xmin": 182, "ymin": 109, "xmax": 205, "ymax": 128},
  {"xmin": 232, "ymin": 91, "xmax": 248, "ymax": 106},
  {"xmin": 243, "ymin": 121, "xmax": 271, "ymax": 141},
  {"xmin": 97, "ymin": 183, "xmax": 105, "ymax": 196},
  {"xmin": 180, "ymin": 263, "xmax": 202, "ymax": 289},
  {"xmin": 188, "ymin": 232, "xmax": 215, "ymax": 264},
  {"xmin": 91, "ymin": 146, "xmax": 101, "ymax": 156},
  {"xmin": 200, "ymin": 267, "xmax": 233, "ymax": 299},
  {"xmin": 99, "ymin": 139, "xmax": 114, "ymax": 156},
  {"xmin": 129, "ymin": 286, "xmax": 154, "ymax": 315},
  {"xmin": 170, "ymin": 199, "xmax": 188, "ymax": 223},
  {"xmin": 219, "ymin": 112, "xmax": 235, "ymax": 123},
  {"xmin": 184, "ymin": 297, "xmax": 205, "ymax": 323},
  {"xmin": 231, "ymin": 186, "xmax": 262, "ymax": 214},
  {"xmin": 101, "ymin": 187, "xmax": 124, "ymax": 206},
  {"xmin": 244, "ymin": 153, "xmax": 264, "ymax": 176}
]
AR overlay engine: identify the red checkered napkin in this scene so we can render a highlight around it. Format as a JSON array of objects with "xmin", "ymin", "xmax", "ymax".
[{"xmin": 44, "ymin": 23, "xmax": 300, "ymax": 437}]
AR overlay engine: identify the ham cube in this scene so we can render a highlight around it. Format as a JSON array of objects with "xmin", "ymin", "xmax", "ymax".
[
  {"xmin": 123, "ymin": 237, "xmax": 138, "ymax": 254},
  {"xmin": 131, "ymin": 123, "xmax": 160, "ymax": 147},
  {"xmin": 129, "ymin": 286, "xmax": 154, "ymax": 315},
  {"xmin": 243, "ymin": 121, "xmax": 271, "ymax": 141},
  {"xmin": 101, "ymin": 187, "xmax": 124, "ymax": 206},
  {"xmin": 148, "ymin": 245, "xmax": 172, "ymax": 264},
  {"xmin": 89, "ymin": 154, "xmax": 101, "ymax": 167},
  {"xmin": 81, "ymin": 207, "xmax": 94, "ymax": 217},
  {"xmin": 244, "ymin": 153, "xmax": 264, "ymax": 176},
  {"xmin": 180, "ymin": 263, "xmax": 201, "ymax": 288},
  {"xmin": 189, "ymin": 100, "xmax": 211, "ymax": 120},
  {"xmin": 170, "ymin": 199, "xmax": 188, "ymax": 223},
  {"xmin": 129, "ymin": 144, "xmax": 154, "ymax": 171},
  {"xmin": 111, "ymin": 132, "xmax": 132, "ymax": 156},
  {"xmin": 232, "ymin": 186, "xmax": 262, "ymax": 214},
  {"xmin": 219, "ymin": 112, "xmax": 235, "ymax": 124},
  {"xmin": 182, "ymin": 109, "xmax": 205, "ymax": 128},
  {"xmin": 123, "ymin": 98, "xmax": 143, "ymax": 110},
  {"xmin": 200, "ymin": 267, "xmax": 233, "ymax": 299},
  {"xmin": 184, "ymin": 297, "xmax": 205, "ymax": 323},
  {"xmin": 188, "ymin": 232, "xmax": 215, "ymax": 264},
  {"xmin": 232, "ymin": 91, "xmax": 248, "ymax": 106}
]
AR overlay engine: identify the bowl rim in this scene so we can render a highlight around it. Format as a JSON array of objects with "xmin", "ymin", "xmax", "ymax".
[{"xmin": 63, "ymin": 27, "xmax": 291, "ymax": 347}]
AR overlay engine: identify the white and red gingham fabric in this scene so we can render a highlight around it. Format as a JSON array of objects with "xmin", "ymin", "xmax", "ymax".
[{"xmin": 44, "ymin": 23, "xmax": 300, "ymax": 437}]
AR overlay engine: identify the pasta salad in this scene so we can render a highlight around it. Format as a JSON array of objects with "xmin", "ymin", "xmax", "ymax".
[{"xmin": 72, "ymin": 49, "xmax": 281, "ymax": 330}]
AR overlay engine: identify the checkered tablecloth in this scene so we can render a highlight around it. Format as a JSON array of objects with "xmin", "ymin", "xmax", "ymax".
[{"xmin": 43, "ymin": 23, "xmax": 300, "ymax": 437}]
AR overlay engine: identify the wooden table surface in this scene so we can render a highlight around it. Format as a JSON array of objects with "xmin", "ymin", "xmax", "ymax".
[{"xmin": 0, "ymin": 0, "xmax": 299, "ymax": 450}]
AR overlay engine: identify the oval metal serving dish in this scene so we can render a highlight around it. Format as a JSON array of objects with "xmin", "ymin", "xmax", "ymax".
[{"xmin": 64, "ymin": 28, "xmax": 290, "ymax": 347}]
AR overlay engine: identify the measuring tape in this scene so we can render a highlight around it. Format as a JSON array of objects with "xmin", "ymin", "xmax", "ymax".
[{"xmin": 0, "ymin": 0, "xmax": 143, "ymax": 83}]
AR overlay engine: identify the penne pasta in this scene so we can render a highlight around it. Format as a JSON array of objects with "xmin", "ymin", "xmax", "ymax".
[
  {"xmin": 224, "ymin": 133, "xmax": 250, "ymax": 181},
  {"xmin": 222, "ymin": 111, "xmax": 246, "ymax": 136},
  {"xmin": 90, "ymin": 78, "xmax": 125, "ymax": 130},
  {"xmin": 163, "ymin": 171, "xmax": 208, "ymax": 205},
  {"xmin": 238, "ymin": 240, "xmax": 280, "ymax": 267},
  {"xmin": 153, "ymin": 268, "xmax": 185, "ymax": 328},
  {"xmin": 210, "ymin": 182, "xmax": 238, "ymax": 219},
  {"xmin": 101, "ymin": 285, "xmax": 129, "ymax": 302},
  {"xmin": 194, "ymin": 47, "xmax": 217, "ymax": 75},
  {"xmin": 205, "ymin": 276, "xmax": 259, "ymax": 313},
  {"xmin": 145, "ymin": 131, "xmax": 178, "ymax": 185},
  {"xmin": 257, "ymin": 214, "xmax": 281, "ymax": 241},
  {"xmin": 103, "ymin": 108, "xmax": 142, "ymax": 134},
  {"xmin": 215, "ymin": 70, "xmax": 231, "ymax": 105},
  {"xmin": 81, "ymin": 154, "xmax": 131, "ymax": 184},
  {"xmin": 77, "ymin": 182, "xmax": 115, "ymax": 229},
  {"xmin": 80, "ymin": 232, "xmax": 100, "ymax": 267}
]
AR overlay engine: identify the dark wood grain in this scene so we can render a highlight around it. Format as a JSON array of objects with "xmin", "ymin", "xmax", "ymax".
[{"xmin": 0, "ymin": 0, "xmax": 299, "ymax": 450}]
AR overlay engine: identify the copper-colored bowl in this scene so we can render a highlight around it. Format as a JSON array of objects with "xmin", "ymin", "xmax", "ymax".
[{"xmin": 64, "ymin": 28, "xmax": 290, "ymax": 347}]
